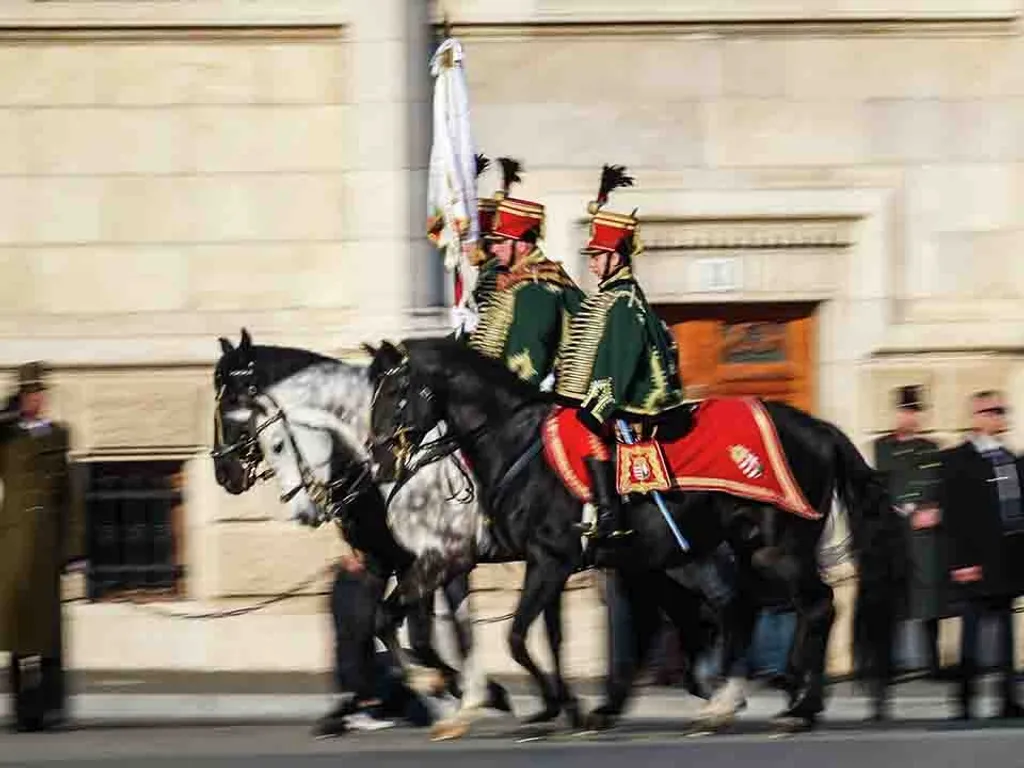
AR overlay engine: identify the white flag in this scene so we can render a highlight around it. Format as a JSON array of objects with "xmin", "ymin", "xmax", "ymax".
[{"xmin": 426, "ymin": 37, "xmax": 479, "ymax": 333}]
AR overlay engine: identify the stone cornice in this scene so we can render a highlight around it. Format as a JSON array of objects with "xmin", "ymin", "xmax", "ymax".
[
  {"xmin": 0, "ymin": 1, "xmax": 353, "ymax": 28},
  {"xmin": 0, "ymin": 25, "xmax": 344, "ymax": 43},
  {"xmin": 440, "ymin": 0, "xmax": 1019, "ymax": 37},
  {"xmin": 634, "ymin": 216, "xmax": 858, "ymax": 251}
]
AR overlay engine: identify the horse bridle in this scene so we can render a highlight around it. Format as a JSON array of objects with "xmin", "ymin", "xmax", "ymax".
[
  {"xmin": 367, "ymin": 354, "xmax": 424, "ymax": 472},
  {"xmin": 211, "ymin": 380, "xmax": 275, "ymax": 489},
  {"xmin": 366, "ymin": 354, "xmax": 459, "ymax": 476},
  {"xmin": 366, "ymin": 350, "xmax": 535, "ymax": 512},
  {"xmin": 211, "ymin": 379, "xmax": 373, "ymax": 527}
]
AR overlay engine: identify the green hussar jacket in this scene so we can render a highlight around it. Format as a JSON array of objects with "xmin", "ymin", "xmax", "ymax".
[
  {"xmin": 468, "ymin": 251, "xmax": 584, "ymax": 386},
  {"xmin": 554, "ymin": 265, "xmax": 684, "ymax": 430}
]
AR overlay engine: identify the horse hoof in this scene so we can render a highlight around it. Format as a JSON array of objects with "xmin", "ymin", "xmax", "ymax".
[
  {"xmin": 487, "ymin": 681, "xmax": 513, "ymax": 713},
  {"xmin": 693, "ymin": 713, "xmax": 735, "ymax": 732},
  {"xmin": 771, "ymin": 713, "xmax": 817, "ymax": 733},
  {"xmin": 583, "ymin": 709, "xmax": 617, "ymax": 732},
  {"xmin": 563, "ymin": 697, "xmax": 585, "ymax": 730},
  {"xmin": 430, "ymin": 718, "xmax": 470, "ymax": 742},
  {"xmin": 522, "ymin": 705, "xmax": 560, "ymax": 726}
]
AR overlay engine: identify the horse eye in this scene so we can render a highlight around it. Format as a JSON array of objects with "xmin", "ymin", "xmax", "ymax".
[{"xmin": 271, "ymin": 439, "xmax": 284, "ymax": 455}]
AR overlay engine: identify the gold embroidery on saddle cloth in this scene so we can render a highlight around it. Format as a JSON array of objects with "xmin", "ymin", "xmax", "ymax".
[{"xmin": 616, "ymin": 441, "xmax": 672, "ymax": 496}]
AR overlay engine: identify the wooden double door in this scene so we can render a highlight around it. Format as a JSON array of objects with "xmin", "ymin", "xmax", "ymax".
[{"xmin": 657, "ymin": 302, "xmax": 818, "ymax": 414}]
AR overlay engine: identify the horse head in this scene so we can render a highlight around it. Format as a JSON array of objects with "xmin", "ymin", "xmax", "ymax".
[
  {"xmin": 212, "ymin": 328, "xmax": 262, "ymax": 494},
  {"xmin": 365, "ymin": 339, "xmax": 446, "ymax": 484},
  {"xmin": 246, "ymin": 393, "xmax": 373, "ymax": 528},
  {"xmin": 211, "ymin": 329, "xmax": 374, "ymax": 527}
]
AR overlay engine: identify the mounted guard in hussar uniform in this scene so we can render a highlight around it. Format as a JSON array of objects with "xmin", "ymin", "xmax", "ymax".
[
  {"xmin": 467, "ymin": 159, "xmax": 585, "ymax": 387},
  {"xmin": 554, "ymin": 165, "xmax": 687, "ymax": 544}
]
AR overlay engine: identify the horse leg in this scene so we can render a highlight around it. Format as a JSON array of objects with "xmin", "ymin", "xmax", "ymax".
[
  {"xmin": 440, "ymin": 572, "xmax": 512, "ymax": 713},
  {"xmin": 541, "ymin": 584, "xmax": 584, "ymax": 729},
  {"xmin": 508, "ymin": 557, "xmax": 573, "ymax": 726},
  {"xmin": 773, "ymin": 560, "xmax": 835, "ymax": 731},
  {"xmin": 427, "ymin": 572, "xmax": 503, "ymax": 742},
  {"xmin": 404, "ymin": 593, "xmax": 463, "ymax": 700},
  {"xmin": 585, "ymin": 569, "xmax": 664, "ymax": 732},
  {"xmin": 694, "ymin": 588, "xmax": 756, "ymax": 730}
]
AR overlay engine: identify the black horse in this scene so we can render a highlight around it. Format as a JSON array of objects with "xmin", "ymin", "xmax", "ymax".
[{"xmin": 366, "ymin": 336, "xmax": 906, "ymax": 731}]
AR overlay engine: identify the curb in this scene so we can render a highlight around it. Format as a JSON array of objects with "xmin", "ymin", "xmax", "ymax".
[{"xmin": 0, "ymin": 692, "xmax": 987, "ymax": 726}]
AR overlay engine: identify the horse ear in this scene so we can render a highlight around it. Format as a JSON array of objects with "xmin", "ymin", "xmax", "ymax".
[
  {"xmin": 218, "ymin": 336, "xmax": 234, "ymax": 355},
  {"xmin": 360, "ymin": 342, "xmax": 378, "ymax": 358},
  {"xmin": 240, "ymin": 328, "xmax": 252, "ymax": 350},
  {"xmin": 379, "ymin": 340, "xmax": 404, "ymax": 365}
]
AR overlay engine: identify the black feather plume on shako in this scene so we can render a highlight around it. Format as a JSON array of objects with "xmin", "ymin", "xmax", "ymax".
[
  {"xmin": 589, "ymin": 164, "xmax": 634, "ymax": 214},
  {"xmin": 497, "ymin": 157, "xmax": 523, "ymax": 198},
  {"xmin": 475, "ymin": 153, "xmax": 490, "ymax": 179}
]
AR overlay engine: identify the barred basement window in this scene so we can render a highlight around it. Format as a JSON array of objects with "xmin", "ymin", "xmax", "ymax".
[{"xmin": 84, "ymin": 460, "xmax": 185, "ymax": 601}]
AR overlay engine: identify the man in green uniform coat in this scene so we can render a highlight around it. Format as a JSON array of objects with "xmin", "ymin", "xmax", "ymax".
[
  {"xmin": 554, "ymin": 165, "xmax": 686, "ymax": 543},
  {"xmin": 467, "ymin": 161, "xmax": 584, "ymax": 387},
  {"xmin": 873, "ymin": 386, "xmax": 946, "ymax": 669},
  {"xmin": 0, "ymin": 362, "xmax": 85, "ymax": 732}
]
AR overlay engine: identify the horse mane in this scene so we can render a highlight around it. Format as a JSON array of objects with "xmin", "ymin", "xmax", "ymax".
[
  {"xmin": 215, "ymin": 343, "xmax": 355, "ymax": 392},
  {"xmin": 405, "ymin": 337, "xmax": 553, "ymax": 405}
]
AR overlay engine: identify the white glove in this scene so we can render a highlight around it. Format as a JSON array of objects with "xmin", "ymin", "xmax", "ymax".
[{"xmin": 450, "ymin": 306, "xmax": 479, "ymax": 335}]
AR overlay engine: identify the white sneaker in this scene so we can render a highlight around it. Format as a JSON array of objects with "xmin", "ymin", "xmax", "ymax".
[{"xmin": 344, "ymin": 711, "xmax": 396, "ymax": 731}]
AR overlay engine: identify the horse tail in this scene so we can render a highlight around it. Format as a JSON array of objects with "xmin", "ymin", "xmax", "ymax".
[{"xmin": 829, "ymin": 423, "xmax": 908, "ymax": 677}]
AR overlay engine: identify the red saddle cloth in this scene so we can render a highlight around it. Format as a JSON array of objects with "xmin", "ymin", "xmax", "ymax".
[{"xmin": 541, "ymin": 398, "xmax": 819, "ymax": 520}]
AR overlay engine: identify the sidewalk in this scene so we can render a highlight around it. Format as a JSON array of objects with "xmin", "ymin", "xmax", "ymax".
[{"xmin": 0, "ymin": 672, "xmax": 1011, "ymax": 726}]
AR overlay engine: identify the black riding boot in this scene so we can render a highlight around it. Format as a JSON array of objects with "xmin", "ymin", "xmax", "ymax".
[{"xmin": 584, "ymin": 457, "xmax": 631, "ymax": 542}]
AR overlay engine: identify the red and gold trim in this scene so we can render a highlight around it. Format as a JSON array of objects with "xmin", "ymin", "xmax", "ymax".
[
  {"xmin": 542, "ymin": 406, "xmax": 608, "ymax": 503},
  {"xmin": 488, "ymin": 196, "xmax": 545, "ymax": 242},
  {"xmin": 581, "ymin": 209, "xmax": 638, "ymax": 255},
  {"xmin": 616, "ymin": 442, "xmax": 672, "ymax": 496},
  {"xmin": 668, "ymin": 398, "xmax": 819, "ymax": 520}
]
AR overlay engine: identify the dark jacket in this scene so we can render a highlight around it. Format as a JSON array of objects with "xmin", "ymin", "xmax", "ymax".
[
  {"xmin": 938, "ymin": 439, "xmax": 1024, "ymax": 602},
  {"xmin": 872, "ymin": 433, "xmax": 947, "ymax": 620},
  {"xmin": 0, "ymin": 418, "xmax": 85, "ymax": 655}
]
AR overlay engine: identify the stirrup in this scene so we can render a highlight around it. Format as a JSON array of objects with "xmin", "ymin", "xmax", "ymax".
[{"xmin": 589, "ymin": 526, "xmax": 633, "ymax": 541}]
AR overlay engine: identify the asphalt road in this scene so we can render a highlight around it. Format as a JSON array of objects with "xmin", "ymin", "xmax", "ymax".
[{"xmin": 4, "ymin": 720, "xmax": 1024, "ymax": 768}]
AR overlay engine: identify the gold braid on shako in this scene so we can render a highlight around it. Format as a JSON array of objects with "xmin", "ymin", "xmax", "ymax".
[{"xmin": 580, "ymin": 164, "xmax": 643, "ymax": 259}]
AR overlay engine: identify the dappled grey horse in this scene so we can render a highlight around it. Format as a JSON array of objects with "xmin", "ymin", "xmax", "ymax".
[{"xmin": 211, "ymin": 330, "xmax": 515, "ymax": 738}]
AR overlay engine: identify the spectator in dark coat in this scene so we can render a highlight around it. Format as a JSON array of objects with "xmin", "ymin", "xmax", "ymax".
[{"xmin": 939, "ymin": 390, "xmax": 1024, "ymax": 720}]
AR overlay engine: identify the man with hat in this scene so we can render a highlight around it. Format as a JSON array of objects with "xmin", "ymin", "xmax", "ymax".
[
  {"xmin": 553, "ymin": 165, "xmax": 686, "ymax": 544},
  {"xmin": 863, "ymin": 384, "xmax": 944, "ymax": 718},
  {"xmin": 467, "ymin": 160, "xmax": 584, "ymax": 386},
  {"xmin": 0, "ymin": 361, "xmax": 84, "ymax": 732}
]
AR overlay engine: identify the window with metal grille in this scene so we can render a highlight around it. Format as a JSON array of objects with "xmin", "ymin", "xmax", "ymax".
[{"xmin": 84, "ymin": 460, "xmax": 185, "ymax": 601}]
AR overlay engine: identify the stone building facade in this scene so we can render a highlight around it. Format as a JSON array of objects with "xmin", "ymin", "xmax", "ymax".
[{"xmin": 2, "ymin": 0, "xmax": 1024, "ymax": 678}]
